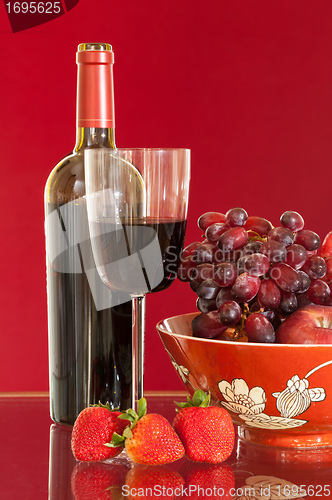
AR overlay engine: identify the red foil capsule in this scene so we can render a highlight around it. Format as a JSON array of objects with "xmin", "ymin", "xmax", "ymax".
[{"xmin": 76, "ymin": 44, "xmax": 115, "ymax": 128}]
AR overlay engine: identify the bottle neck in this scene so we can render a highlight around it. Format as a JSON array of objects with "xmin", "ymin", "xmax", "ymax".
[
  {"xmin": 75, "ymin": 46, "xmax": 116, "ymax": 150},
  {"xmin": 74, "ymin": 127, "xmax": 116, "ymax": 151}
]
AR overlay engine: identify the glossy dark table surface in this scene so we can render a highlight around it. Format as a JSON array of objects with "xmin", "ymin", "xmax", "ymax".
[{"xmin": 1, "ymin": 392, "xmax": 332, "ymax": 499}]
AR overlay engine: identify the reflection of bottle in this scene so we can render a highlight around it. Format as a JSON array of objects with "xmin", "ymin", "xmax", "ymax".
[
  {"xmin": 48, "ymin": 424, "xmax": 76, "ymax": 499},
  {"xmin": 45, "ymin": 43, "xmax": 132, "ymax": 425}
]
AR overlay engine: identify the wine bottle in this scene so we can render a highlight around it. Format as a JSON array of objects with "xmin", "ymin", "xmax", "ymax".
[{"xmin": 45, "ymin": 43, "xmax": 132, "ymax": 425}]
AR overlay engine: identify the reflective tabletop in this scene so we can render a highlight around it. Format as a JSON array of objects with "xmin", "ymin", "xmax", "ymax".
[{"xmin": 1, "ymin": 393, "xmax": 332, "ymax": 499}]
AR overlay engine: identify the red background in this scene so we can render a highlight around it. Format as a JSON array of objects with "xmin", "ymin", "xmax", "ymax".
[{"xmin": 1, "ymin": 1, "xmax": 332, "ymax": 392}]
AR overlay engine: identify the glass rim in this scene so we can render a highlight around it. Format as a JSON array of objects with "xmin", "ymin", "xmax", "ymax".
[{"xmin": 85, "ymin": 147, "xmax": 191, "ymax": 153}]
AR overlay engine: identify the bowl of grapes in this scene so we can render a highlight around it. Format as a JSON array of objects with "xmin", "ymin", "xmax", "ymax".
[{"xmin": 157, "ymin": 208, "xmax": 332, "ymax": 449}]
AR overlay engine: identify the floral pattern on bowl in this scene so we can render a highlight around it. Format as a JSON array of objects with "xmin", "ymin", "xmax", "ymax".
[
  {"xmin": 217, "ymin": 361, "xmax": 331, "ymax": 430},
  {"xmin": 165, "ymin": 348, "xmax": 331, "ymax": 430}
]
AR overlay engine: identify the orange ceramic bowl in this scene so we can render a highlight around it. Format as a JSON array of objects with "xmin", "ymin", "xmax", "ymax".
[{"xmin": 157, "ymin": 312, "xmax": 332, "ymax": 449}]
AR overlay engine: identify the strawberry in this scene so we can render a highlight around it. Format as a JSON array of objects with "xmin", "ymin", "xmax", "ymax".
[
  {"xmin": 124, "ymin": 465, "xmax": 185, "ymax": 500},
  {"xmin": 172, "ymin": 390, "xmax": 235, "ymax": 463},
  {"xmin": 71, "ymin": 461, "xmax": 128, "ymax": 499},
  {"xmin": 71, "ymin": 402, "xmax": 130, "ymax": 462},
  {"xmin": 109, "ymin": 397, "xmax": 185, "ymax": 465},
  {"xmin": 185, "ymin": 462, "xmax": 235, "ymax": 500}
]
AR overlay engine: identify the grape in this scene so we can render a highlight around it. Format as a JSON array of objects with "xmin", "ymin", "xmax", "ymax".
[
  {"xmin": 189, "ymin": 263, "xmax": 214, "ymax": 285},
  {"xmin": 306, "ymin": 279, "xmax": 331, "ymax": 305},
  {"xmin": 181, "ymin": 241, "xmax": 201, "ymax": 259},
  {"xmin": 196, "ymin": 297, "xmax": 217, "ymax": 313},
  {"xmin": 216, "ymin": 287, "xmax": 234, "ymax": 308},
  {"xmin": 243, "ymin": 240, "xmax": 263, "ymax": 255},
  {"xmin": 218, "ymin": 300, "xmax": 242, "ymax": 327},
  {"xmin": 236, "ymin": 255, "xmax": 248, "ymax": 274},
  {"xmin": 231, "ymin": 272, "xmax": 261, "ymax": 302},
  {"xmin": 181, "ymin": 207, "xmax": 332, "ymax": 344},
  {"xmin": 205, "ymin": 223, "xmax": 229, "ymax": 243},
  {"xmin": 177, "ymin": 256, "xmax": 197, "ymax": 282},
  {"xmin": 244, "ymin": 253, "xmax": 270, "ymax": 277},
  {"xmin": 249, "ymin": 301, "xmax": 262, "ymax": 313},
  {"xmin": 196, "ymin": 279, "xmax": 221, "ymax": 300},
  {"xmin": 213, "ymin": 262, "xmax": 237, "ymax": 287},
  {"xmin": 194, "ymin": 242, "xmax": 218, "ymax": 264},
  {"xmin": 198, "ymin": 212, "xmax": 225, "ymax": 232},
  {"xmin": 269, "ymin": 262, "xmax": 301, "ymax": 292},
  {"xmin": 260, "ymin": 240, "xmax": 287, "ymax": 263},
  {"xmin": 267, "ymin": 227, "xmax": 294, "ymax": 247},
  {"xmin": 278, "ymin": 291, "xmax": 298, "ymax": 314},
  {"xmin": 301, "ymin": 255, "xmax": 327, "ymax": 280},
  {"xmin": 307, "ymin": 249, "xmax": 318, "ymax": 257},
  {"xmin": 285, "ymin": 244, "xmax": 307, "ymax": 270},
  {"xmin": 261, "ymin": 309, "xmax": 282, "ymax": 330},
  {"xmin": 216, "ymin": 249, "xmax": 242, "ymax": 263},
  {"xmin": 250, "ymin": 302, "xmax": 281, "ymax": 327},
  {"xmin": 296, "ymin": 292, "xmax": 312, "ymax": 308},
  {"xmin": 280, "ymin": 211, "xmax": 304, "ymax": 232},
  {"xmin": 244, "ymin": 216, "xmax": 273, "ymax": 237},
  {"xmin": 245, "ymin": 313, "xmax": 275, "ymax": 343},
  {"xmin": 192, "ymin": 311, "xmax": 227, "ymax": 339},
  {"xmin": 295, "ymin": 229, "xmax": 320, "ymax": 251},
  {"xmin": 218, "ymin": 227, "xmax": 248, "ymax": 252},
  {"xmin": 297, "ymin": 270, "xmax": 311, "ymax": 293},
  {"xmin": 189, "ymin": 279, "xmax": 199, "ymax": 293},
  {"xmin": 258, "ymin": 278, "xmax": 281, "ymax": 310},
  {"xmin": 225, "ymin": 207, "xmax": 248, "ymax": 227}
]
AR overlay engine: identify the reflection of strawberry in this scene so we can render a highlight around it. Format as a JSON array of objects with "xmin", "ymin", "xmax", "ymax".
[
  {"xmin": 124, "ymin": 465, "xmax": 185, "ymax": 500},
  {"xmin": 173, "ymin": 390, "xmax": 235, "ymax": 463},
  {"xmin": 71, "ymin": 461, "xmax": 128, "ymax": 500},
  {"xmin": 71, "ymin": 403, "xmax": 130, "ymax": 461},
  {"xmin": 185, "ymin": 462, "xmax": 235, "ymax": 500},
  {"xmin": 110, "ymin": 398, "xmax": 185, "ymax": 465}
]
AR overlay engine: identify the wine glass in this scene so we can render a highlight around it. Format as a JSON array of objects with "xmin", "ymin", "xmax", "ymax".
[{"xmin": 84, "ymin": 148, "xmax": 190, "ymax": 408}]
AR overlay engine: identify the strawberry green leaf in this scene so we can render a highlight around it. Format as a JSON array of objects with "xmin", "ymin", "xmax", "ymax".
[
  {"xmin": 174, "ymin": 401, "xmax": 191, "ymax": 410},
  {"xmin": 175, "ymin": 389, "xmax": 211, "ymax": 410},
  {"xmin": 114, "ymin": 400, "xmax": 146, "ymax": 440},
  {"xmin": 124, "ymin": 408, "xmax": 138, "ymax": 420},
  {"xmin": 192, "ymin": 390, "xmax": 208, "ymax": 407},
  {"xmin": 91, "ymin": 401, "xmax": 119, "ymax": 411},
  {"xmin": 127, "ymin": 408, "xmax": 139, "ymax": 419},
  {"xmin": 118, "ymin": 411, "xmax": 137, "ymax": 425},
  {"xmin": 137, "ymin": 397, "xmax": 147, "ymax": 419},
  {"xmin": 123, "ymin": 427, "xmax": 133, "ymax": 439},
  {"xmin": 200, "ymin": 392, "xmax": 211, "ymax": 407},
  {"xmin": 104, "ymin": 432, "xmax": 125, "ymax": 448}
]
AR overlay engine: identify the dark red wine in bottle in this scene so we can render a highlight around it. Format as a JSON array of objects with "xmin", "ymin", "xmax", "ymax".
[{"xmin": 45, "ymin": 43, "xmax": 132, "ymax": 425}]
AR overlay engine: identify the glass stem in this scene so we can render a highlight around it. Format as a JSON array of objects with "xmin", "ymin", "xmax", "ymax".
[{"xmin": 132, "ymin": 295, "xmax": 146, "ymax": 409}]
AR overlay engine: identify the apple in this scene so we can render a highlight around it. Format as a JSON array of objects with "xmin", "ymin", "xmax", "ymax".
[
  {"xmin": 275, "ymin": 305, "xmax": 332, "ymax": 344},
  {"xmin": 322, "ymin": 231, "xmax": 332, "ymax": 259},
  {"xmin": 326, "ymin": 259, "xmax": 332, "ymax": 279}
]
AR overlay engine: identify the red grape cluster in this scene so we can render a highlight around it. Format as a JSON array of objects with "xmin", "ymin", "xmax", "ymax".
[{"xmin": 177, "ymin": 208, "xmax": 332, "ymax": 343}]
